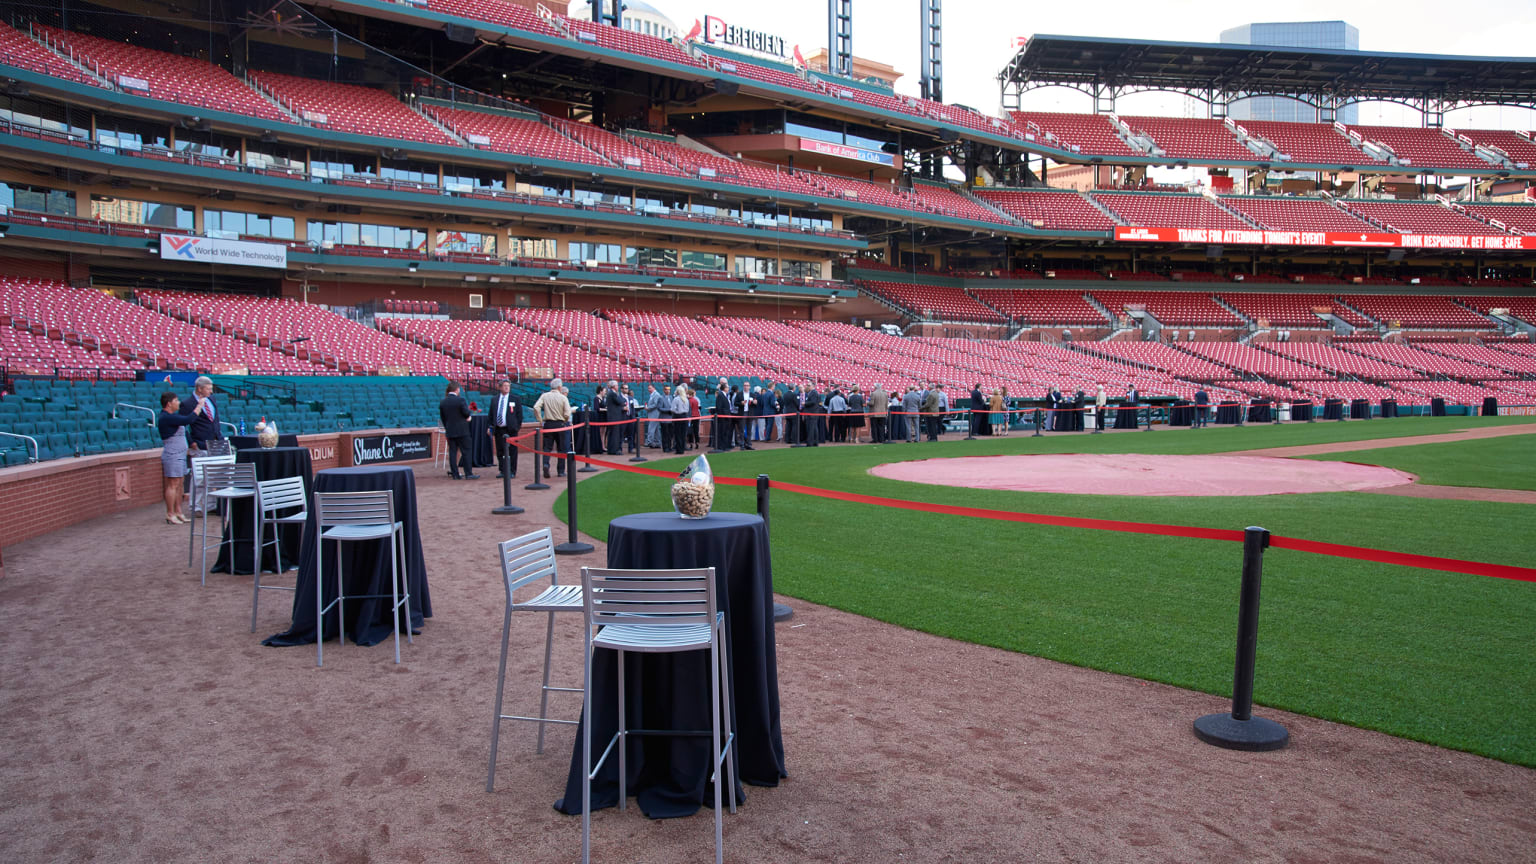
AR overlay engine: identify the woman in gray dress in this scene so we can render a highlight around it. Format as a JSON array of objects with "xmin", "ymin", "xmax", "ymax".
[{"xmin": 157, "ymin": 392, "xmax": 198, "ymax": 524}]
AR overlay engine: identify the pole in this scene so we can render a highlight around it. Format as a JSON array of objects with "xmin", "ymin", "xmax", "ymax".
[
  {"xmin": 629, "ymin": 416, "xmax": 647, "ymax": 462},
  {"xmin": 492, "ymin": 433, "xmax": 523, "ymax": 514},
  {"xmin": 578, "ymin": 411, "xmax": 598, "ymax": 472},
  {"xmin": 964, "ymin": 405, "xmax": 977, "ymax": 440},
  {"xmin": 1193, "ymin": 526, "xmax": 1288, "ymax": 751},
  {"xmin": 755, "ymin": 473, "xmax": 793, "ymax": 623},
  {"xmin": 554, "ymin": 450, "xmax": 594, "ymax": 555},
  {"xmin": 1032, "ymin": 406, "xmax": 1043, "ymax": 437},
  {"xmin": 1142, "ymin": 404, "xmax": 1153, "ymax": 431}
]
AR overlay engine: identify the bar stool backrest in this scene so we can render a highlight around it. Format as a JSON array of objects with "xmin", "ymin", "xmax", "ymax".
[
  {"xmin": 580, "ymin": 567, "xmax": 717, "ymax": 627},
  {"xmin": 257, "ymin": 475, "xmax": 307, "ymax": 515},
  {"xmin": 189, "ymin": 453, "xmax": 235, "ymax": 513},
  {"xmin": 499, "ymin": 528, "xmax": 559, "ymax": 605},
  {"xmin": 204, "ymin": 439, "xmax": 233, "ymax": 456},
  {"xmin": 313, "ymin": 490, "xmax": 396, "ymax": 529},
  {"xmin": 204, "ymin": 462, "xmax": 257, "ymax": 495}
]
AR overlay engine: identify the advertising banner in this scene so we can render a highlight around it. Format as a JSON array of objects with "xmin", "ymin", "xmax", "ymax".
[
  {"xmin": 160, "ymin": 235, "xmax": 288, "ymax": 269},
  {"xmin": 351, "ymin": 432, "xmax": 432, "ymax": 466},
  {"xmin": 1114, "ymin": 227, "xmax": 1536, "ymax": 250},
  {"xmin": 799, "ymin": 138, "xmax": 896, "ymax": 167}
]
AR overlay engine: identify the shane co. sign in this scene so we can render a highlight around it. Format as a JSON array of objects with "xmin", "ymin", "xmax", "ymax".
[{"xmin": 352, "ymin": 432, "xmax": 432, "ymax": 466}]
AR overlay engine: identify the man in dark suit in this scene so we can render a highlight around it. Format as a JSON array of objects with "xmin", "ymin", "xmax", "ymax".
[
  {"xmin": 1194, "ymin": 388, "xmax": 1210, "ymax": 428},
  {"xmin": 784, "ymin": 384, "xmax": 802, "ymax": 446},
  {"xmin": 439, "ymin": 383, "xmax": 476, "ymax": 479},
  {"xmin": 603, "ymin": 379, "xmax": 626, "ymax": 455},
  {"xmin": 969, "ymin": 383, "xmax": 986, "ymax": 437},
  {"xmin": 489, "ymin": 379, "xmax": 521, "ymax": 479},
  {"xmin": 802, "ymin": 384, "xmax": 824, "ymax": 446},
  {"xmin": 179, "ymin": 375, "xmax": 225, "ymax": 452},
  {"xmin": 712, "ymin": 383, "xmax": 732, "ymax": 451}
]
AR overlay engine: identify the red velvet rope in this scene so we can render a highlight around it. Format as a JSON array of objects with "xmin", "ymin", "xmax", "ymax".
[{"xmin": 551, "ymin": 452, "xmax": 1536, "ymax": 583}]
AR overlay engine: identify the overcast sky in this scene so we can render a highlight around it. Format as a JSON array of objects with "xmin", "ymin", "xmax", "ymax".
[{"xmin": 645, "ymin": 0, "xmax": 1536, "ymax": 129}]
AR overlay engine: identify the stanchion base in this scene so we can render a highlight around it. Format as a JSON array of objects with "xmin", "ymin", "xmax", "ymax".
[
  {"xmin": 525, "ymin": 482, "xmax": 551, "ymax": 491},
  {"xmin": 628, "ymin": 456, "xmax": 648, "ymax": 463},
  {"xmin": 773, "ymin": 602, "xmax": 793, "ymax": 622},
  {"xmin": 492, "ymin": 505, "xmax": 525, "ymax": 515},
  {"xmin": 578, "ymin": 465, "xmax": 599, "ymax": 473},
  {"xmin": 1193, "ymin": 712, "xmax": 1289, "ymax": 751},
  {"xmin": 554, "ymin": 542, "xmax": 595, "ymax": 556}
]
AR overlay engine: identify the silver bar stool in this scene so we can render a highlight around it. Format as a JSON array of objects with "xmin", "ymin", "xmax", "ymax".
[
  {"xmin": 579, "ymin": 566, "xmax": 736, "ymax": 864},
  {"xmin": 187, "ymin": 453, "xmax": 234, "ymax": 568},
  {"xmin": 486, "ymin": 528, "xmax": 584, "ymax": 792},
  {"xmin": 252, "ymin": 475, "xmax": 306, "ymax": 632},
  {"xmin": 196, "ymin": 462, "xmax": 258, "ymax": 586},
  {"xmin": 312, "ymin": 490, "xmax": 411, "ymax": 666}
]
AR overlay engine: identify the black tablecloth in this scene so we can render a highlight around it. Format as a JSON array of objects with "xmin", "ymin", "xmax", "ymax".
[
  {"xmin": 1291, "ymin": 399, "xmax": 1313, "ymax": 421},
  {"xmin": 557, "ymin": 511, "xmax": 786, "ymax": 819},
  {"xmin": 1215, "ymin": 403, "xmax": 1242, "ymax": 425},
  {"xmin": 1381, "ymin": 399, "xmax": 1398, "ymax": 418},
  {"xmin": 1483, "ymin": 397, "xmax": 1499, "ymax": 417},
  {"xmin": 1323, "ymin": 398, "xmax": 1344, "ymax": 420},
  {"xmin": 1431, "ymin": 398, "xmax": 1447, "ymax": 417},
  {"xmin": 1114, "ymin": 404, "xmax": 1139, "ymax": 429},
  {"xmin": 212, "ymin": 446, "xmax": 313, "ymax": 575},
  {"xmin": 229, "ymin": 434, "xmax": 300, "ymax": 450},
  {"xmin": 262, "ymin": 466, "xmax": 431, "ymax": 648},
  {"xmin": 1247, "ymin": 402, "xmax": 1272, "ymax": 423},
  {"xmin": 1351, "ymin": 398, "xmax": 1371, "ymax": 419},
  {"xmin": 469, "ymin": 414, "xmax": 494, "ymax": 467},
  {"xmin": 1169, "ymin": 402, "xmax": 1194, "ymax": 427}
]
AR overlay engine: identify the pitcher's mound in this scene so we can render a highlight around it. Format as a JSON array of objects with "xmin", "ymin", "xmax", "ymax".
[{"xmin": 869, "ymin": 453, "xmax": 1416, "ymax": 497}]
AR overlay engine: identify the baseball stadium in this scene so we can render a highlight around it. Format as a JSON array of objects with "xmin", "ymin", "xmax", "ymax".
[{"xmin": 0, "ymin": 0, "xmax": 1532, "ymax": 861}]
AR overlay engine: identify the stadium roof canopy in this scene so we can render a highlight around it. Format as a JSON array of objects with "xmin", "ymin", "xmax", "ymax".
[{"xmin": 1000, "ymin": 35, "xmax": 1536, "ymax": 106}]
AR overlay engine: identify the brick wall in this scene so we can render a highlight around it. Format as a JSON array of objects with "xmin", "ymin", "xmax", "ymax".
[{"xmin": 0, "ymin": 431, "xmax": 432, "ymax": 570}]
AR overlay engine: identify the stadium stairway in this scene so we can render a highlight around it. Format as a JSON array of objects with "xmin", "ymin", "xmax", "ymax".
[
  {"xmin": 1211, "ymin": 197, "xmax": 1264, "ymax": 229},
  {"xmin": 409, "ymin": 102, "xmax": 470, "ymax": 147},
  {"xmin": 1081, "ymin": 192, "xmax": 1126, "ymax": 226}
]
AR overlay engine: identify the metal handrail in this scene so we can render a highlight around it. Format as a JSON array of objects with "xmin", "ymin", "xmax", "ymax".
[
  {"xmin": 113, "ymin": 401, "xmax": 156, "ymax": 426},
  {"xmin": 0, "ymin": 430, "xmax": 39, "ymax": 463}
]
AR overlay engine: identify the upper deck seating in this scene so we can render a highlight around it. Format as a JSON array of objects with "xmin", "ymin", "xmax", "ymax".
[
  {"xmin": 1120, "ymin": 115, "xmax": 1253, "ymax": 161},
  {"xmin": 1339, "ymin": 295, "xmax": 1491, "ymax": 329},
  {"xmin": 1008, "ymin": 111, "xmax": 1140, "ymax": 157},
  {"xmin": 1348, "ymin": 125, "xmax": 1491, "ymax": 171},
  {"xmin": 1221, "ymin": 197, "xmax": 1378, "ymax": 232},
  {"xmin": 425, "ymin": 105, "xmax": 606, "ymax": 165},
  {"xmin": 1089, "ymin": 290, "xmax": 1242, "ymax": 327},
  {"xmin": 1091, "ymin": 193, "xmax": 1250, "ymax": 231},
  {"xmin": 0, "ymin": 22, "xmax": 109, "ymax": 88},
  {"xmin": 34, "ymin": 26, "xmax": 284, "ymax": 121},
  {"xmin": 1238, "ymin": 120, "xmax": 1384, "ymax": 165},
  {"xmin": 250, "ymin": 71, "xmax": 457, "ymax": 146},
  {"xmin": 1338, "ymin": 201, "xmax": 1511, "ymax": 236},
  {"xmin": 974, "ymin": 189, "xmax": 1117, "ymax": 231}
]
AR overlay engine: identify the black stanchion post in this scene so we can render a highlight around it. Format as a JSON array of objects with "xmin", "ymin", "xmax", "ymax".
[
  {"xmin": 1273, "ymin": 402, "xmax": 1282, "ymax": 425},
  {"xmin": 964, "ymin": 407, "xmax": 977, "ymax": 440},
  {"xmin": 578, "ymin": 417, "xmax": 598, "ymax": 473},
  {"xmin": 1193, "ymin": 526, "xmax": 1288, "ymax": 752},
  {"xmin": 755, "ymin": 473, "xmax": 793, "ymax": 623},
  {"xmin": 524, "ymin": 430, "xmax": 551, "ymax": 491},
  {"xmin": 492, "ymin": 435, "xmax": 523, "ymax": 515},
  {"xmin": 1306, "ymin": 402, "xmax": 1315, "ymax": 423},
  {"xmin": 1142, "ymin": 404, "xmax": 1153, "ymax": 431},
  {"xmin": 1033, "ymin": 407, "xmax": 1043, "ymax": 437},
  {"xmin": 629, "ymin": 416, "xmax": 647, "ymax": 462},
  {"xmin": 1091, "ymin": 404, "xmax": 1103, "ymax": 434},
  {"xmin": 554, "ymin": 450, "xmax": 594, "ymax": 555}
]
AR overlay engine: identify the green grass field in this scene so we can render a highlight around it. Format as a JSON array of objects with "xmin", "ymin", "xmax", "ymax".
[
  {"xmin": 558, "ymin": 417, "xmax": 1536, "ymax": 766},
  {"xmin": 1302, "ymin": 435, "xmax": 1536, "ymax": 491}
]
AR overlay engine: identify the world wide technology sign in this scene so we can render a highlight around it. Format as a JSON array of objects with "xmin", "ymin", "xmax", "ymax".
[
  {"xmin": 160, "ymin": 235, "xmax": 289, "ymax": 268},
  {"xmin": 1114, "ymin": 227, "xmax": 1536, "ymax": 250}
]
